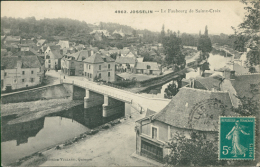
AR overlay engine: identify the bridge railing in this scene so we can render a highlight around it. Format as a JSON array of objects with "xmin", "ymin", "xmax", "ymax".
[{"xmin": 62, "ymin": 79, "xmax": 132, "ymax": 103}]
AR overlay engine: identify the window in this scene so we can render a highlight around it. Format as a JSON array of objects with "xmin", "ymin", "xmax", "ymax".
[
  {"xmin": 99, "ymin": 65, "xmax": 101, "ymax": 70},
  {"xmin": 108, "ymin": 72, "xmax": 110, "ymax": 77},
  {"xmin": 13, "ymin": 79, "xmax": 17, "ymax": 84},
  {"xmin": 22, "ymin": 71, "xmax": 25, "ymax": 75},
  {"xmin": 152, "ymin": 127, "xmax": 157, "ymax": 139},
  {"xmin": 99, "ymin": 73, "xmax": 101, "ymax": 78},
  {"xmin": 85, "ymin": 72, "xmax": 86, "ymax": 76},
  {"xmin": 48, "ymin": 60, "xmax": 51, "ymax": 63},
  {"xmin": 89, "ymin": 65, "xmax": 91, "ymax": 69},
  {"xmin": 90, "ymin": 74, "xmax": 92, "ymax": 78},
  {"xmin": 108, "ymin": 64, "xmax": 111, "ymax": 69},
  {"xmin": 88, "ymin": 73, "xmax": 89, "ymax": 78},
  {"xmin": 31, "ymin": 70, "xmax": 34, "ymax": 74},
  {"xmin": 4, "ymin": 72, "xmax": 7, "ymax": 76},
  {"xmin": 147, "ymin": 65, "xmax": 151, "ymax": 69},
  {"xmin": 22, "ymin": 79, "xmax": 25, "ymax": 82},
  {"xmin": 30, "ymin": 78, "xmax": 34, "ymax": 82}
]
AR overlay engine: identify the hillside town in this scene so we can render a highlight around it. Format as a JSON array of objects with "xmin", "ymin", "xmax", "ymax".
[{"xmin": 1, "ymin": 1, "xmax": 260, "ymax": 167}]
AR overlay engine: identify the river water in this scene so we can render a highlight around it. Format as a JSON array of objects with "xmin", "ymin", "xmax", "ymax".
[
  {"xmin": 1, "ymin": 103, "xmax": 129, "ymax": 165},
  {"xmin": 141, "ymin": 54, "xmax": 232, "ymax": 98}
]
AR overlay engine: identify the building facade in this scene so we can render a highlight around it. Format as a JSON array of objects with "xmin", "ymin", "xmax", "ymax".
[
  {"xmin": 83, "ymin": 53, "xmax": 116, "ymax": 82},
  {"xmin": 1, "ymin": 56, "xmax": 45, "ymax": 91},
  {"xmin": 45, "ymin": 46, "xmax": 62, "ymax": 70}
]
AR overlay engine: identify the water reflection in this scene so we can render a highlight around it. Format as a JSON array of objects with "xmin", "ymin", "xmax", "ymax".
[{"xmin": 1, "ymin": 103, "xmax": 125, "ymax": 165}]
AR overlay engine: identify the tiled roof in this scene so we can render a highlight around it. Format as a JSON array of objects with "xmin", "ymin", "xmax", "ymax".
[
  {"xmin": 115, "ymin": 57, "xmax": 136, "ymax": 64},
  {"xmin": 83, "ymin": 53, "xmax": 115, "ymax": 64},
  {"xmin": 152, "ymin": 87, "xmax": 238, "ymax": 131},
  {"xmin": 233, "ymin": 63, "xmax": 249, "ymax": 75},
  {"xmin": 1, "ymin": 56, "xmax": 42, "ymax": 69},
  {"xmin": 195, "ymin": 76, "xmax": 221, "ymax": 90},
  {"xmin": 68, "ymin": 50, "xmax": 89, "ymax": 61},
  {"xmin": 135, "ymin": 62, "xmax": 160, "ymax": 71},
  {"xmin": 49, "ymin": 50, "xmax": 63, "ymax": 59},
  {"xmin": 231, "ymin": 74, "xmax": 260, "ymax": 99}
]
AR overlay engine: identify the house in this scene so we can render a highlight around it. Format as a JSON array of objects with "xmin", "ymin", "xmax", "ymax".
[
  {"xmin": 1, "ymin": 55, "xmax": 45, "ymax": 91},
  {"xmin": 45, "ymin": 45, "xmax": 62, "ymax": 70},
  {"xmin": 113, "ymin": 29, "xmax": 125, "ymax": 37},
  {"xmin": 83, "ymin": 53, "xmax": 116, "ymax": 82},
  {"xmin": 134, "ymin": 62, "xmax": 161, "ymax": 75},
  {"xmin": 4, "ymin": 36, "xmax": 20, "ymax": 45},
  {"xmin": 61, "ymin": 50, "xmax": 90, "ymax": 76},
  {"xmin": 135, "ymin": 87, "xmax": 238, "ymax": 163},
  {"xmin": 115, "ymin": 57, "xmax": 137, "ymax": 72}
]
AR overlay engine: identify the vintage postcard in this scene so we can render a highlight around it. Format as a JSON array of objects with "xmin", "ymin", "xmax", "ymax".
[{"xmin": 1, "ymin": 1, "xmax": 259, "ymax": 166}]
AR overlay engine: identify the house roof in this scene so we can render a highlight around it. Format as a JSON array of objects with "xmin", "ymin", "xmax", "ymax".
[
  {"xmin": 231, "ymin": 74, "xmax": 260, "ymax": 99},
  {"xmin": 5, "ymin": 36, "xmax": 20, "ymax": 41},
  {"xmin": 49, "ymin": 45, "xmax": 61, "ymax": 51},
  {"xmin": 49, "ymin": 50, "xmax": 62, "ymax": 59},
  {"xmin": 115, "ymin": 57, "xmax": 136, "ymax": 64},
  {"xmin": 83, "ymin": 53, "xmax": 115, "ymax": 64},
  {"xmin": 57, "ymin": 40, "xmax": 69, "ymax": 49},
  {"xmin": 233, "ymin": 63, "xmax": 249, "ymax": 75},
  {"xmin": 152, "ymin": 87, "xmax": 238, "ymax": 131},
  {"xmin": 68, "ymin": 50, "xmax": 89, "ymax": 61},
  {"xmin": 13, "ymin": 50, "xmax": 37, "ymax": 56},
  {"xmin": 195, "ymin": 76, "xmax": 222, "ymax": 90},
  {"xmin": 135, "ymin": 62, "xmax": 160, "ymax": 71},
  {"xmin": 1, "ymin": 56, "xmax": 42, "ymax": 69}
]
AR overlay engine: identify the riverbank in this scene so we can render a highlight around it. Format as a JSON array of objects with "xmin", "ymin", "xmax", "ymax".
[
  {"xmin": 8, "ymin": 110, "xmax": 153, "ymax": 166},
  {"xmin": 1, "ymin": 99, "xmax": 83, "ymax": 124}
]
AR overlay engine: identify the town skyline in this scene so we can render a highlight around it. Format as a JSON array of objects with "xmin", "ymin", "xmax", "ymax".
[{"xmin": 2, "ymin": 1, "xmax": 246, "ymax": 35}]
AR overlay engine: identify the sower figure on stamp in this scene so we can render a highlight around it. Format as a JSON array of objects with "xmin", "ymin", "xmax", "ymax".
[{"xmin": 226, "ymin": 120, "xmax": 250, "ymax": 157}]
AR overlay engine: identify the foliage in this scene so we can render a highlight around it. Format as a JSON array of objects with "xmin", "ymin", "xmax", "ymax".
[
  {"xmin": 232, "ymin": 82, "xmax": 260, "ymax": 116},
  {"xmin": 165, "ymin": 132, "xmax": 223, "ymax": 166},
  {"xmin": 110, "ymin": 53, "xmax": 118, "ymax": 60},
  {"xmin": 163, "ymin": 34, "xmax": 186, "ymax": 68},
  {"xmin": 197, "ymin": 35, "xmax": 212, "ymax": 54},
  {"xmin": 197, "ymin": 26, "xmax": 212, "ymax": 63},
  {"xmin": 115, "ymin": 43, "xmax": 124, "ymax": 49},
  {"xmin": 164, "ymin": 82, "xmax": 179, "ymax": 99},
  {"xmin": 232, "ymin": 0, "xmax": 260, "ymax": 67}
]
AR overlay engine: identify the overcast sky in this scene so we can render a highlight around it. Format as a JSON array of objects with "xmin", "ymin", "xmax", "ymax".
[{"xmin": 1, "ymin": 1, "xmax": 246, "ymax": 35}]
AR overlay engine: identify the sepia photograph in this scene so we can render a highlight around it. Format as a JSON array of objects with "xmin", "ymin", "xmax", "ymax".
[{"xmin": 1, "ymin": 1, "xmax": 259, "ymax": 166}]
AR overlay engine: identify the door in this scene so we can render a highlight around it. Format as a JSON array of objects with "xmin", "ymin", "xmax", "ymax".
[{"xmin": 141, "ymin": 140, "xmax": 163, "ymax": 162}]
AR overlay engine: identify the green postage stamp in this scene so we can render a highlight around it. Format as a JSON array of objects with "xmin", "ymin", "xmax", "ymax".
[{"xmin": 219, "ymin": 117, "xmax": 255, "ymax": 160}]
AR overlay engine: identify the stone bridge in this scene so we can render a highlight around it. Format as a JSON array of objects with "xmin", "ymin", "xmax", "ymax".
[{"xmin": 61, "ymin": 78, "xmax": 170, "ymax": 119}]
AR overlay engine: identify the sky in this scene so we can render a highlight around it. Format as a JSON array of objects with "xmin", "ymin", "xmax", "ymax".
[{"xmin": 1, "ymin": 1, "xmax": 246, "ymax": 35}]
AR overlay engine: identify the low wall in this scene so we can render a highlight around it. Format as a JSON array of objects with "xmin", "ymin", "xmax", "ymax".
[{"xmin": 1, "ymin": 84, "xmax": 78, "ymax": 104}]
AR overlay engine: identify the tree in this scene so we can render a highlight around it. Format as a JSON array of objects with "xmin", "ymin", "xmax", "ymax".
[
  {"xmin": 165, "ymin": 132, "xmax": 222, "ymax": 166},
  {"xmin": 160, "ymin": 24, "xmax": 165, "ymax": 43},
  {"xmin": 132, "ymin": 30, "xmax": 137, "ymax": 37},
  {"xmin": 163, "ymin": 34, "xmax": 186, "ymax": 69},
  {"xmin": 197, "ymin": 25, "xmax": 212, "ymax": 62},
  {"xmin": 232, "ymin": 0, "xmax": 260, "ymax": 67},
  {"xmin": 164, "ymin": 82, "xmax": 179, "ymax": 98}
]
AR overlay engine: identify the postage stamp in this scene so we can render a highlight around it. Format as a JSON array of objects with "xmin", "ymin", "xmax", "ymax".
[{"xmin": 219, "ymin": 117, "xmax": 255, "ymax": 160}]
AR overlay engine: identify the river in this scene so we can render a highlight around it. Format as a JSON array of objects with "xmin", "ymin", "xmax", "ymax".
[
  {"xmin": 1, "ymin": 103, "xmax": 129, "ymax": 165},
  {"xmin": 140, "ymin": 54, "xmax": 232, "ymax": 98}
]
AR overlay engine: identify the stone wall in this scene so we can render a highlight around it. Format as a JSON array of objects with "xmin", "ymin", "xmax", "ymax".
[{"xmin": 1, "ymin": 84, "xmax": 84, "ymax": 104}]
